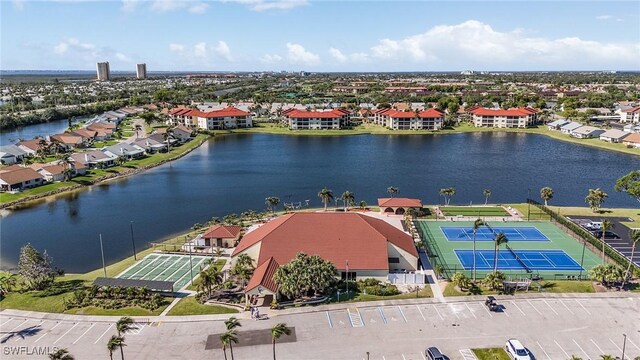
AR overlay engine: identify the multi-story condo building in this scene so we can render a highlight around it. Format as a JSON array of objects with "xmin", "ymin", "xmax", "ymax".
[
  {"xmin": 283, "ymin": 109, "xmax": 347, "ymax": 130},
  {"xmin": 195, "ymin": 107, "xmax": 252, "ymax": 130},
  {"xmin": 380, "ymin": 109, "xmax": 445, "ymax": 130},
  {"xmin": 96, "ymin": 62, "xmax": 111, "ymax": 81},
  {"xmin": 470, "ymin": 107, "xmax": 538, "ymax": 128},
  {"xmin": 136, "ymin": 63, "xmax": 147, "ymax": 79},
  {"xmin": 619, "ymin": 107, "xmax": 640, "ymax": 123}
]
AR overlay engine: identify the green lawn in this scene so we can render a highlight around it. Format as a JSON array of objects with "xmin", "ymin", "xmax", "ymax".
[
  {"xmin": 441, "ymin": 206, "xmax": 509, "ymax": 217},
  {"xmin": 186, "ymin": 259, "xmax": 228, "ymax": 291},
  {"xmin": 166, "ymin": 296, "xmax": 239, "ymax": 316},
  {"xmin": 472, "ymin": 348, "xmax": 510, "ymax": 360},
  {"xmin": 0, "ymin": 279, "xmax": 85, "ymax": 313},
  {"xmin": 442, "ymin": 280, "xmax": 594, "ymax": 297},
  {"xmin": 0, "ymin": 181, "xmax": 77, "ymax": 204},
  {"xmin": 329, "ymin": 286, "xmax": 433, "ymax": 303}
]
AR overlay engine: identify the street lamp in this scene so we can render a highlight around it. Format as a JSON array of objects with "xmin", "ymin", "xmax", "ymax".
[
  {"xmin": 99, "ymin": 234, "xmax": 107, "ymax": 278},
  {"xmin": 527, "ymin": 188, "xmax": 531, "ymax": 221},
  {"xmin": 622, "ymin": 333, "xmax": 627, "ymax": 360},
  {"xmin": 130, "ymin": 221, "xmax": 137, "ymax": 261}
]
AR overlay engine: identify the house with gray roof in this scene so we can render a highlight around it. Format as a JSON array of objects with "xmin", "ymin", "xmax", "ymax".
[
  {"xmin": 547, "ymin": 119, "xmax": 570, "ymax": 130},
  {"xmin": 0, "ymin": 145, "xmax": 27, "ymax": 164},
  {"xmin": 104, "ymin": 143, "xmax": 145, "ymax": 160},
  {"xmin": 71, "ymin": 150, "xmax": 116, "ymax": 169},
  {"xmin": 560, "ymin": 121, "xmax": 583, "ymax": 134},
  {"xmin": 570, "ymin": 126, "xmax": 605, "ymax": 139},
  {"xmin": 131, "ymin": 138, "xmax": 166, "ymax": 153},
  {"xmin": 599, "ymin": 129, "xmax": 629, "ymax": 143}
]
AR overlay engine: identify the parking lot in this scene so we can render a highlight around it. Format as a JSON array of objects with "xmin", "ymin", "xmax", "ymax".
[{"xmin": 2, "ymin": 295, "xmax": 639, "ymax": 359}]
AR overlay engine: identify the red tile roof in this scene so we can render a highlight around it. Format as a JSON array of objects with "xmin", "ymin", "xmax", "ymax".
[
  {"xmin": 232, "ymin": 212, "xmax": 417, "ymax": 271},
  {"xmin": 285, "ymin": 109, "xmax": 346, "ymax": 119},
  {"xmin": 245, "ymin": 257, "xmax": 279, "ymax": 293},
  {"xmin": 195, "ymin": 107, "xmax": 250, "ymax": 118},
  {"xmin": 623, "ymin": 133, "xmax": 640, "ymax": 143},
  {"xmin": 385, "ymin": 109, "xmax": 444, "ymax": 119},
  {"xmin": 621, "ymin": 107, "xmax": 640, "ymax": 113},
  {"xmin": 203, "ymin": 225, "xmax": 242, "ymax": 239},
  {"xmin": 18, "ymin": 139, "xmax": 47, "ymax": 152},
  {"xmin": 377, "ymin": 198, "xmax": 423, "ymax": 208},
  {"xmin": 0, "ymin": 168, "xmax": 44, "ymax": 185},
  {"xmin": 470, "ymin": 107, "xmax": 537, "ymax": 116}
]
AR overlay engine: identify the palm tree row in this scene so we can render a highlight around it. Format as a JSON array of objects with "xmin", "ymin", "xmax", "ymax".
[
  {"xmin": 219, "ymin": 317, "xmax": 291, "ymax": 360},
  {"xmin": 107, "ymin": 317, "xmax": 135, "ymax": 360}
]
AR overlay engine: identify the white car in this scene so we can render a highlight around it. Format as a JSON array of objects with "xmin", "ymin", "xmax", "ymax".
[{"xmin": 505, "ymin": 339, "xmax": 533, "ymax": 360}]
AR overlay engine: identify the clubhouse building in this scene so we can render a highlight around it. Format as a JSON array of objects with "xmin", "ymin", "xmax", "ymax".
[{"xmin": 378, "ymin": 197, "xmax": 423, "ymax": 215}]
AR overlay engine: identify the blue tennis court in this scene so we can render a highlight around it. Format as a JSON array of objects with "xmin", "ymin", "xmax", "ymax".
[
  {"xmin": 441, "ymin": 226, "xmax": 549, "ymax": 241},
  {"xmin": 454, "ymin": 249, "xmax": 583, "ymax": 271}
]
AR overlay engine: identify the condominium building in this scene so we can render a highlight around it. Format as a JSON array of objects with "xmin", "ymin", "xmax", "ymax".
[
  {"xmin": 195, "ymin": 107, "xmax": 253, "ymax": 130},
  {"xmin": 136, "ymin": 63, "xmax": 147, "ymax": 79},
  {"xmin": 374, "ymin": 108, "xmax": 444, "ymax": 130},
  {"xmin": 96, "ymin": 62, "xmax": 111, "ymax": 81},
  {"xmin": 618, "ymin": 107, "xmax": 640, "ymax": 124},
  {"xmin": 283, "ymin": 109, "xmax": 347, "ymax": 130},
  {"xmin": 470, "ymin": 107, "xmax": 538, "ymax": 128}
]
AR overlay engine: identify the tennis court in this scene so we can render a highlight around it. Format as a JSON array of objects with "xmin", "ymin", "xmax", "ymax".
[
  {"xmin": 441, "ymin": 226, "xmax": 549, "ymax": 241},
  {"xmin": 454, "ymin": 249, "xmax": 583, "ymax": 271},
  {"xmin": 117, "ymin": 253, "xmax": 212, "ymax": 290}
]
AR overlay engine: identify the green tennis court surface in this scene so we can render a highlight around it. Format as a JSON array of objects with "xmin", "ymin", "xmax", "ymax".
[
  {"xmin": 440, "ymin": 206, "xmax": 510, "ymax": 216},
  {"xmin": 118, "ymin": 253, "xmax": 212, "ymax": 290},
  {"xmin": 416, "ymin": 220, "xmax": 601, "ymax": 278}
]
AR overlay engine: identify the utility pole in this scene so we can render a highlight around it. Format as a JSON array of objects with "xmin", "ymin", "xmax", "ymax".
[
  {"xmin": 99, "ymin": 234, "xmax": 107, "ymax": 278},
  {"xmin": 130, "ymin": 221, "xmax": 137, "ymax": 261},
  {"xmin": 527, "ymin": 188, "xmax": 531, "ymax": 221}
]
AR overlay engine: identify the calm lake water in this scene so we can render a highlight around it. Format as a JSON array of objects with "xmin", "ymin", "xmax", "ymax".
[
  {"xmin": 0, "ymin": 118, "xmax": 87, "ymax": 145},
  {"xmin": 1, "ymin": 132, "xmax": 638, "ymax": 272}
]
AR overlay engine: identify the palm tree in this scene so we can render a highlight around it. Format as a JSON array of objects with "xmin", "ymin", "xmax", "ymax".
[
  {"xmin": 116, "ymin": 317, "xmax": 135, "ymax": 336},
  {"xmin": 107, "ymin": 335, "xmax": 124, "ymax": 360},
  {"xmin": 341, "ymin": 191, "xmax": 355, "ymax": 211},
  {"xmin": 387, "ymin": 186, "xmax": 399, "ymax": 198},
  {"xmin": 493, "ymin": 232, "xmax": 509, "ymax": 274},
  {"xmin": 568, "ymin": 356, "xmax": 583, "ymax": 360},
  {"xmin": 585, "ymin": 188, "xmax": 608, "ymax": 213},
  {"xmin": 271, "ymin": 323, "xmax": 291, "ymax": 360},
  {"xmin": 49, "ymin": 348, "xmax": 74, "ymax": 360},
  {"xmin": 224, "ymin": 316, "xmax": 241, "ymax": 331},
  {"xmin": 540, "ymin": 187, "xmax": 554, "ymax": 206},
  {"xmin": 600, "ymin": 355, "xmax": 615, "ymax": 360},
  {"xmin": 439, "ymin": 187, "xmax": 456, "ymax": 205},
  {"xmin": 621, "ymin": 229, "xmax": 640, "ymax": 289},
  {"xmin": 134, "ymin": 124, "xmax": 142, "ymax": 139},
  {"xmin": 318, "ymin": 187, "xmax": 334, "ymax": 211},
  {"xmin": 472, "ymin": 218, "xmax": 484, "ymax": 282},
  {"xmin": 0, "ymin": 273, "xmax": 17, "ymax": 298},
  {"xmin": 483, "ymin": 189, "xmax": 492, "ymax": 205},
  {"xmin": 220, "ymin": 330, "xmax": 238, "ymax": 360},
  {"xmin": 265, "ymin": 197, "xmax": 280, "ymax": 214}
]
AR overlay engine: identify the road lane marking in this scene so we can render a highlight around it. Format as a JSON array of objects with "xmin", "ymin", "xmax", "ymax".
[
  {"xmin": 527, "ymin": 300, "xmax": 543, "ymax": 316},
  {"xmin": 510, "ymin": 301, "xmax": 526, "ymax": 316},
  {"xmin": 464, "ymin": 303, "xmax": 477, "ymax": 319},
  {"xmin": 543, "ymin": 300, "xmax": 559, "ymax": 315},
  {"xmin": 572, "ymin": 339, "xmax": 589, "ymax": 359},
  {"xmin": 94, "ymin": 324, "xmax": 114, "ymax": 344},
  {"xmin": 559, "ymin": 300, "xmax": 575, "ymax": 315},
  {"xmin": 54, "ymin": 323, "xmax": 78, "ymax": 344},
  {"xmin": 34, "ymin": 322, "xmax": 62, "ymax": 343},
  {"xmin": 575, "ymin": 299, "xmax": 591, "ymax": 315},
  {"xmin": 554, "ymin": 340, "xmax": 570, "ymax": 359},
  {"xmin": 432, "ymin": 304, "xmax": 444, "ymax": 321},
  {"xmin": 590, "ymin": 339, "xmax": 605, "ymax": 355},
  {"xmin": 73, "ymin": 323, "xmax": 96, "ymax": 344},
  {"xmin": 397, "ymin": 306, "xmax": 407, "ymax": 322},
  {"xmin": 326, "ymin": 311, "xmax": 333, "ymax": 328},
  {"xmin": 416, "ymin": 305, "xmax": 426, "ymax": 321},
  {"xmin": 535, "ymin": 341, "xmax": 552, "ymax": 360}
]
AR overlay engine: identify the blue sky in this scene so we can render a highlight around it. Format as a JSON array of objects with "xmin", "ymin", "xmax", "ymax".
[{"xmin": 1, "ymin": 0, "xmax": 639, "ymax": 71}]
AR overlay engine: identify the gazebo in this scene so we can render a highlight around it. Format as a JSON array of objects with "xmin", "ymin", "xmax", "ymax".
[{"xmin": 377, "ymin": 198, "xmax": 423, "ymax": 215}]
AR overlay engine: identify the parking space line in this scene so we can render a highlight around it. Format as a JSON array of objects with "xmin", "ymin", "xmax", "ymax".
[
  {"xmin": 510, "ymin": 301, "xmax": 526, "ymax": 316},
  {"xmin": 397, "ymin": 306, "xmax": 407, "ymax": 323},
  {"xmin": 15, "ymin": 320, "xmax": 44, "ymax": 342},
  {"xmin": 1, "ymin": 317, "xmax": 14, "ymax": 327},
  {"xmin": 415, "ymin": 305, "xmax": 426, "ymax": 321},
  {"xmin": 554, "ymin": 340, "xmax": 570, "ymax": 359},
  {"xmin": 575, "ymin": 299, "xmax": 591, "ymax": 315},
  {"xmin": 54, "ymin": 323, "xmax": 78, "ymax": 344},
  {"xmin": 94, "ymin": 324, "xmax": 114, "ymax": 344},
  {"xmin": 609, "ymin": 338, "xmax": 623, "ymax": 353},
  {"xmin": 627, "ymin": 337, "xmax": 640, "ymax": 352},
  {"xmin": 377, "ymin": 307, "xmax": 388, "ymax": 325},
  {"xmin": 402, "ymin": 354, "xmax": 407, "ymax": 360},
  {"xmin": 527, "ymin": 300, "xmax": 543, "ymax": 316},
  {"xmin": 326, "ymin": 311, "xmax": 333, "ymax": 329},
  {"xmin": 480, "ymin": 302, "xmax": 493, "ymax": 318},
  {"xmin": 559, "ymin": 300, "xmax": 575, "ymax": 315},
  {"xmin": 73, "ymin": 323, "xmax": 96, "ymax": 344},
  {"xmin": 590, "ymin": 339, "xmax": 605, "ymax": 355},
  {"xmin": 34, "ymin": 322, "xmax": 62, "ymax": 343},
  {"xmin": 420, "ymin": 351, "xmax": 426, "ymax": 360},
  {"xmin": 535, "ymin": 341, "xmax": 552, "ymax": 360},
  {"xmin": 542, "ymin": 300, "xmax": 559, "ymax": 315},
  {"xmin": 464, "ymin": 303, "xmax": 477, "ymax": 319},
  {"xmin": 572, "ymin": 339, "xmax": 589, "ymax": 359},
  {"xmin": 432, "ymin": 304, "xmax": 443, "ymax": 321},
  {"xmin": 5, "ymin": 319, "xmax": 29, "ymax": 334},
  {"xmin": 450, "ymin": 304, "xmax": 461, "ymax": 319}
]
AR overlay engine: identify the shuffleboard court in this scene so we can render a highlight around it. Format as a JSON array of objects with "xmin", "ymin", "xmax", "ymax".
[
  {"xmin": 454, "ymin": 249, "xmax": 583, "ymax": 271},
  {"xmin": 441, "ymin": 226, "xmax": 549, "ymax": 241},
  {"xmin": 118, "ymin": 253, "xmax": 212, "ymax": 290}
]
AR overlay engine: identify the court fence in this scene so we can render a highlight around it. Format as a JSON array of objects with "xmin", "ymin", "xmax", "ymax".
[{"xmin": 526, "ymin": 199, "xmax": 639, "ymax": 274}]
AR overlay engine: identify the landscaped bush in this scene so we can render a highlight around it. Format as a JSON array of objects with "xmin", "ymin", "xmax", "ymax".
[
  {"xmin": 63, "ymin": 285, "xmax": 165, "ymax": 311},
  {"xmin": 355, "ymin": 279, "xmax": 400, "ymax": 296}
]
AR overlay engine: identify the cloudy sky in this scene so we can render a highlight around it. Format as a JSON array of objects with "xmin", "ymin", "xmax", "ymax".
[{"xmin": 1, "ymin": 0, "xmax": 639, "ymax": 71}]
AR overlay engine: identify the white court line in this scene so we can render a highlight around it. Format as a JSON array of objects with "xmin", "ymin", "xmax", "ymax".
[
  {"xmin": 415, "ymin": 305, "xmax": 426, "ymax": 321},
  {"xmin": 542, "ymin": 299, "xmax": 559, "ymax": 315},
  {"xmin": 326, "ymin": 311, "xmax": 333, "ymax": 329},
  {"xmin": 173, "ymin": 257, "xmax": 208, "ymax": 288},
  {"xmin": 510, "ymin": 301, "xmax": 526, "ymax": 316},
  {"xmin": 464, "ymin": 303, "xmax": 477, "ymax": 319},
  {"xmin": 609, "ymin": 338, "xmax": 623, "ymax": 354},
  {"xmin": 73, "ymin": 323, "xmax": 96, "ymax": 344},
  {"xmin": 535, "ymin": 341, "xmax": 552, "ymax": 360},
  {"xmin": 432, "ymin": 304, "xmax": 444, "ymax": 321},
  {"xmin": 154, "ymin": 257, "xmax": 191, "ymax": 281},
  {"xmin": 125, "ymin": 254, "xmax": 165, "ymax": 279},
  {"xmin": 554, "ymin": 340, "xmax": 570, "ymax": 359},
  {"xmin": 572, "ymin": 339, "xmax": 589, "ymax": 360},
  {"xmin": 397, "ymin": 306, "xmax": 407, "ymax": 322},
  {"xmin": 54, "ymin": 323, "xmax": 78, "ymax": 344},
  {"xmin": 1, "ymin": 317, "xmax": 14, "ymax": 327},
  {"xmin": 94, "ymin": 324, "xmax": 114, "ymax": 344},
  {"xmin": 627, "ymin": 338, "xmax": 640, "ymax": 352},
  {"xmin": 559, "ymin": 300, "xmax": 575, "ymax": 315},
  {"xmin": 34, "ymin": 322, "xmax": 62, "ymax": 343},
  {"xmin": 575, "ymin": 299, "xmax": 591, "ymax": 315},
  {"xmin": 527, "ymin": 300, "xmax": 543, "ymax": 316},
  {"xmin": 591, "ymin": 339, "xmax": 605, "ymax": 355}
]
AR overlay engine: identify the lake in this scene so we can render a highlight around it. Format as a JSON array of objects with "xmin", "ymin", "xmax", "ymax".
[
  {"xmin": 1, "ymin": 132, "xmax": 638, "ymax": 273},
  {"xmin": 0, "ymin": 117, "xmax": 87, "ymax": 145}
]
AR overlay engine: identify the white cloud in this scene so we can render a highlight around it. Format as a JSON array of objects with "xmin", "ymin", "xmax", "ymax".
[
  {"xmin": 286, "ymin": 43, "xmax": 320, "ymax": 65},
  {"xmin": 596, "ymin": 15, "xmax": 613, "ymax": 20},
  {"xmin": 115, "ymin": 53, "xmax": 132, "ymax": 62},
  {"xmin": 193, "ymin": 42, "xmax": 208, "ymax": 58},
  {"xmin": 52, "ymin": 38, "xmax": 132, "ymax": 66},
  {"xmin": 328, "ymin": 47, "xmax": 347, "ymax": 62},
  {"xmin": 12, "ymin": 0, "xmax": 26, "ymax": 10},
  {"xmin": 150, "ymin": 0, "xmax": 187, "ymax": 12},
  {"xmin": 169, "ymin": 41, "xmax": 235, "ymax": 65},
  {"xmin": 54, "ymin": 38, "xmax": 95, "ymax": 55},
  {"xmin": 121, "ymin": 0, "xmax": 137, "ymax": 12},
  {"xmin": 224, "ymin": 0, "xmax": 308, "ymax": 12},
  {"xmin": 169, "ymin": 43, "xmax": 185, "ymax": 52},
  {"xmin": 188, "ymin": 2, "xmax": 209, "ymax": 14},
  {"xmin": 260, "ymin": 54, "xmax": 283, "ymax": 64},
  {"xmin": 214, "ymin": 41, "xmax": 233, "ymax": 61},
  {"xmin": 328, "ymin": 47, "xmax": 369, "ymax": 63}
]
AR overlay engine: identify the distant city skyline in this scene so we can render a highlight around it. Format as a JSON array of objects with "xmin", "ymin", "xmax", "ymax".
[{"xmin": 1, "ymin": 0, "xmax": 639, "ymax": 72}]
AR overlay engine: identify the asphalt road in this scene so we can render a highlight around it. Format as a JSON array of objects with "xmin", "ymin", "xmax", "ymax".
[
  {"xmin": 567, "ymin": 215, "xmax": 639, "ymax": 267},
  {"xmin": 2, "ymin": 294, "xmax": 639, "ymax": 360}
]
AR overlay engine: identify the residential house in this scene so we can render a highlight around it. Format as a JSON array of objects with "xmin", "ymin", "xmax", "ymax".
[
  {"xmin": 131, "ymin": 137, "xmax": 167, "ymax": 153},
  {"xmin": 17, "ymin": 138, "xmax": 48, "ymax": 156},
  {"xmin": 33, "ymin": 164, "xmax": 67, "ymax": 182},
  {"xmin": 546, "ymin": 119, "xmax": 570, "ymax": 130},
  {"xmin": 0, "ymin": 152, "xmax": 17, "ymax": 165},
  {"xmin": 201, "ymin": 225, "xmax": 243, "ymax": 248},
  {"xmin": 622, "ymin": 133, "xmax": 640, "ymax": 148},
  {"xmin": 50, "ymin": 133, "xmax": 84, "ymax": 150},
  {"xmin": 0, "ymin": 145, "xmax": 27, "ymax": 164},
  {"xmin": 195, "ymin": 107, "xmax": 253, "ymax": 130},
  {"xmin": 171, "ymin": 125, "xmax": 194, "ymax": 143},
  {"xmin": 560, "ymin": 122, "xmax": 583, "ymax": 134},
  {"xmin": 104, "ymin": 143, "xmax": 145, "ymax": 160},
  {"xmin": 599, "ymin": 129, "xmax": 629, "ymax": 143},
  {"xmin": 284, "ymin": 109, "xmax": 343, "ymax": 130},
  {"xmin": 618, "ymin": 107, "xmax": 640, "ymax": 123},
  {"xmin": 470, "ymin": 107, "xmax": 539, "ymax": 128},
  {"xmin": 70, "ymin": 129, "xmax": 98, "ymax": 144},
  {"xmin": 86, "ymin": 122, "xmax": 116, "ymax": 140},
  {"xmin": 570, "ymin": 126, "xmax": 605, "ymax": 139},
  {"xmin": 0, "ymin": 167, "xmax": 45, "ymax": 192},
  {"xmin": 623, "ymin": 124, "xmax": 640, "ymax": 133},
  {"xmin": 71, "ymin": 150, "xmax": 116, "ymax": 169},
  {"xmin": 148, "ymin": 133, "xmax": 178, "ymax": 148}
]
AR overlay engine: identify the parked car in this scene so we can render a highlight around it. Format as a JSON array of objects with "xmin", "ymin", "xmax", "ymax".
[
  {"xmin": 505, "ymin": 339, "xmax": 533, "ymax": 360},
  {"xmin": 425, "ymin": 346, "xmax": 445, "ymax": 360},
  {"xmin": 592, "ymin": 230, "xmax": 621, "ymax": 239},
  {"xmin": 485, "ymin": 296, "xmax": 500, "ymax": 312}
]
